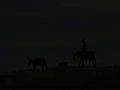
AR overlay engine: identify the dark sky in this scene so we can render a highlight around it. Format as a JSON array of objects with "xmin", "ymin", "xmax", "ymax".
[{"xmin": 0, "ymin": 0, "xmax": 119, "ymax": 71}]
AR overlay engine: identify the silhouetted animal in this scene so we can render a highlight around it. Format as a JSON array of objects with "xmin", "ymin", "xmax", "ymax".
[
  {"xmin": 72, "ymin": 51, "xmax": 96, "ymax": 67},
  {"xmin": 28, "ymin": 57, "xmax": 47, "ymax": 72},
  {"xmin": 58, "ymin": 61, "xmax": 68, "ymax": 71}
]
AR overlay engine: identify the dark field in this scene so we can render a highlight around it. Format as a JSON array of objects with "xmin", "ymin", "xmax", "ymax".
[{"xmin": 0, "ymin": 66, "xmax": 120, "ymax": 90}]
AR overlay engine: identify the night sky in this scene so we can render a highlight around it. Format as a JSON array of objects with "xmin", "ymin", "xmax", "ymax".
[{"xmin": 0, "ymin": 0, "xmax": 119, "ymax": 71}]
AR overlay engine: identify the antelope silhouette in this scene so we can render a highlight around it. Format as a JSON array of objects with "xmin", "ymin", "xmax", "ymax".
[{"xmin": 28, "ymin": 57, "xmax": 47, "ymax": 72}]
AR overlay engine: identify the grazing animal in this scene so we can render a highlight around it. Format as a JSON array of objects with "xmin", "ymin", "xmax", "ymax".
[
  {"xmin": 28, "ymin": 57, "xmax": 47, "ymax": 72},
  {"xmin": 58, "ymin": 61, "xmax": 68, "ymax": 71},
  {"xmin": 72, "ymin": 51, "xmax": 96, "ymax": 67}
]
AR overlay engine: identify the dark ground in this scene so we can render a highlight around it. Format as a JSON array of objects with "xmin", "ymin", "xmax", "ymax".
[{"xmin": 0, "ymin": 66, "xmax": 120, "ymax": 90}]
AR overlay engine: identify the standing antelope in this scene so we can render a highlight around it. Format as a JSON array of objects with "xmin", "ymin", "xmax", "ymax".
[{"xmin": 28, "ymin": 57, "xmax": 47, "ymax": 72}]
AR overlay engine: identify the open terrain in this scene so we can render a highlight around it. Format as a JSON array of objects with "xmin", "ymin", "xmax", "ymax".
[{"xmin": 0, "ymin": 66, "xmax": 120, "ymax": 90}]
